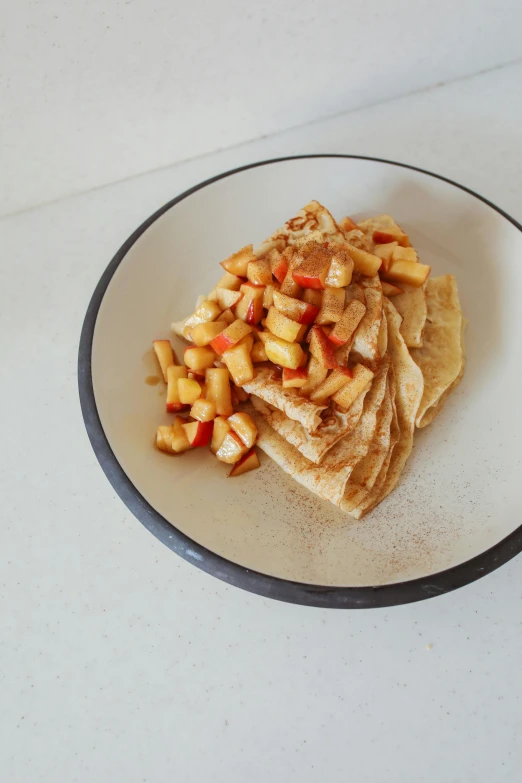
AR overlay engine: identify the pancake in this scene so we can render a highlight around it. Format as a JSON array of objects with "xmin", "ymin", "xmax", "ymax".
[{"xmin": 410, "ymin": 275, "xmax": 463, "ymax": 428}]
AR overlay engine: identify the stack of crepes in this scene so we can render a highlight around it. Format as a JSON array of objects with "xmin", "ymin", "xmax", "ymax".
[{"xmin": 242, "ymin": 202, "xmax": 465, "ymax": 518}]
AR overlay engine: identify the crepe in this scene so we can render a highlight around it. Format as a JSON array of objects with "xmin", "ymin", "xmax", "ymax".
[
  {"xmin": 341, "ymin": 371, "xmax": 395, "ymax": 513},
  {"xmin": 361, "ymin": 298, "xmax": 424, "ymax": 514},
  {"xmin": 242, "ymin": 367, "xmax": 327, "ymax": 432},
  {"xmin": 254, "ymin": 201, "xmax": 344, "ymax": 257},
  {"xmin": 351, "ymin": 276, "xmax": 383, "ymax": 362},
  {"xmin": 248, "ymin": 358, "xmax": 390, "ymax": 507},
  {"xmin": 249, "ymin": 383, "xmax": 370, "ymax": 464},
  {"xmin": 391, "ymin": 283, "xmax": 427, "ymax": 348},
  {"xmin": 410, "ymin": 275, "xmax": 463, "ymax": 428}
]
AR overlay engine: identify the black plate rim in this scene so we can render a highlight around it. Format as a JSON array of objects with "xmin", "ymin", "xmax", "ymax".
[{"xmin": 78, "ymin": 153, "xmax": 522, "ymax": 609}]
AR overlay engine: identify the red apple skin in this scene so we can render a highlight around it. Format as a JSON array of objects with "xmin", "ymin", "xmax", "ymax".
[
  {"xmin": 166, "ymin": 402, "xmax": 187, "ymax": 413},
  {"xmin": 282, "ymin": 367, "xmax": 308, "ymax": 387},
  {"xmin": 373, "ymin": 230, "xmax": 396, "ymax": 244},
  {"xmin": 209, "ymin": 332, "xmax": 236, "ymax": 355},
  {"xmin": 327, "ymin": 333, "xmax": 345, "ymax": 347},
  {"xmin": 298, "ymin": 303, "xmax": 320, "ymax": 324},
  {"xmin": 272, "ymin": 258, "xmax": 289, "ymax": 284},
  {"xmin": 188, "ymin": 420, "xmax": 214, "ymax": 447},
  {"xmin": 292, "ymin": 271, "xmax": 326, "ymax": 290},
  {"xmin": 229, "ymin": 449, "xmax": 260, "ymax": 477},
  {"xmin": 310, "ymin": 326, "xmax": 338, "ymax": 369}
]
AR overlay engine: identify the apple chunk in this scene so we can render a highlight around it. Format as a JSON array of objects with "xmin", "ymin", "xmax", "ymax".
[
  {"xmin": 345, "ymin": 244, "xmax": 382, "ymax": 276},
  {"xmin": 251, "ymin": 342, "xmax": 268, "ymax": 362},
  {"xmin": 309, "ymin": 326, "xmax": 338, "ymax": 369},
  {"xmin": 339, "ymin": 216, "xmax": 358, "ymax": 232},
  {"xmin": 210, "ymin": 319, "xmax": 252, "ymax": 355},
  {"xmin": 178, "ymin": 378, "xmax": 202, "ymax": 405},
  {"xmin": 272, "ymin": 290, "xmax": 319, "ymax": 324},
  {"xmin": 222, "ymin": 341, "xmax": 255, "ymax": 386},
  {"xmin": 292, "ymin": 249, "xmax": 330, "ymax": 289},
  {"xmin": 235, "ymin": 283, "xmax": 265, "ymax": 325},
  {"xmin": 182, "ymin": 420, "xmax": 214, "ymax": 448},
  {"xmin": 215, "ymin": 431, "xmax": 248, "ymax": 464},
  {"xmin": 391, "ymin": 246, "xmax": 418, "ymax": 264},
  {"xmin": 228, "ymin": 412, "xmax": 258, "ymax": 449},
  {"xmin": 205, "ymin": 368, "xmax": 233, "ymax": 416},
  {"xmin": 229, "ymin": 449, "xmax": 260, "ymax": 477},
  {"xmin": 215, "ymin": 287, "xmax": 242, "ymax": 310},
  {"xmin": 264, "ymin": 334, "xmax": 305, "ymax": 369},
  {"xmin": 220, "ymin": 244, "xmax": 256, "ymax": 276},
  {"xmin": 211, "ymin": 416, "xmax": 231, "ymax": 454},
  {"xmin": 153, "ymin": 340, "xmax": 175, "ymax": 382},
  {"xmin": 299, "ymin": 356, "xmax": 328, "ymax": 395},
  {"xmin": 190, "ymin": 320, "xmax": 227, "ymax": 347},
  {"xmin": 184, "ymin": 300, "xmax": 222, "ymax": 333},
  {"xmin": 282, "ymin": 367, "xmax": 308, "ymax": 389},
  {"xmin": 247, "ymin": 258, "xmax": 272, "ymax": 286},
  {"xmin": 190, "ymin": 398, "xmax": 216, "ymax": 422},
  {"xmin": 266, "ymin": 306, "xmax": 304, "ymax": 342},
  {"xmin": 385, "ymin": 260, "xmax": 431, "ymax": 287},
  {"xmin": 156, "ymin": 425, "xmax": 175, "ymax": 453},
  {"xmin": 184, "ymin": 346, "xmax": 217, "ymax": 372},
  {"xmin": 328, "ymin": 299, "xmax": 367, "ymax": 346},
  {"xmin": 166, "ymin": 365, "xmax": 188, "ymax": 412},
  {"xmin": 332, "ymin": 364, "xmax": 374, "ymax": 409},
  {"xmin": 269, "ymin": 250, "xmax": 289, "ymax": 284},
  {"xmin": 309, "ymin": 367, "xmax": 353, "ymax": 402},
  {"xmin": 325, "ymin": 247, "xmax": 354, "ymax": 288},
  {"xmin": 315, "ymin": 287, "xmax": 345, "ymax": 325},
  {"xmin": 381, "ymin": 281, "xmax": 404, "ymax": 297},
  {"xmin": 373, "ymin": 242, "xmax": 398, "ymax": 272}
]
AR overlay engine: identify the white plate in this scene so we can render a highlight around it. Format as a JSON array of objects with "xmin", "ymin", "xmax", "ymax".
[{"xmin": 79, "ymin": 155, "xmax": 522, "ymax": 607}]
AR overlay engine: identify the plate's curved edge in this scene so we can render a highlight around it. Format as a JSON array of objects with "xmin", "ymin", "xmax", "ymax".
[{"xmin": 78, "ymin": 154, "xmax": 522, "ymax": 609}]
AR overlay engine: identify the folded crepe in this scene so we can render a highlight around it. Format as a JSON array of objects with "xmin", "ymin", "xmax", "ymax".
[
  {"xmin": 341, "ymin": 367, "xmax": 395, "ymax": 514},
  {"xmin": 391, "ymin": 283, "xmax": 427, "ymax": 348},
  {"xmin": 410, "ymin": 275, "xmax": 464, "ymax": 428},
  {"xmin": 247, "ymin": 357, "xmax": 390, "ymax": 508},
  {"xmin": 351, "ymin": 276, "xmax": 383, "ymax": 362},
  {"xmin": 242, "ymin": 367, "xmax": 327, "ymax": 432},
  {"xmin": 254, "ymin": 200, "xmax": 344, "ymax": 257},
  {"xmin": 249, "ymin": 383, "xmax": 370, "ymax": 464},
  {"xmin": 361, "ymin": 298, "xmax": 424, "ymax": 514}
]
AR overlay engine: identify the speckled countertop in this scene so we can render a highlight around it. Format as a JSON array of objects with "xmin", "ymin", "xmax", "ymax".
[{"xmin": 2, "ymin": 63, "xmax": 522, "ymax": 782}]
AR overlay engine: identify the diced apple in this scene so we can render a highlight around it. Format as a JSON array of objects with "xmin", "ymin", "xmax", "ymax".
[
  {"xmin": 235, "ymin": 385, "xmax": 250, "ymax": 401},
  {"xmin": 178, "ymin": 378, "xmax": 202, "ymax": 405},
  {"xmin": 166, "ymin": 365, "xmax": 188, "ymax": 412},
  {"xmin": 381, "ymin": 281, "xmax": 404, "ymax": 297},
  {"xmin": 215, "ymin": 271, "xmax": 244, "ymax": 291},
  {"xmin": 184, "ymin": 346, "xmax": 218, "ymax": 372},
  {"xmin": 373, "ymin": 227, "xmax": 409, "ymax": 246},
  {"xmin": 235, "ymin": 283, "xmax": 265, "ymax": 325},
  {"xmin": 190, "ymin": 397, "xmax": 216, "ymax": 422},
  {"xmin": 205, "ymin": 368, "xmax": 233, "ymax": 416},
  {"xmin": 188, "ymin": 371, "xmax": 205, "ymax": 381},
  {"xmin": 171, "ymin": 318, "xmax": 190, "ymax": 340},
  {"xmin": 346, "ymin": 244, "xmax": 382, "ymax": 276},
  {"xmin": 237, "ymin": 333, "xmax": 254, "ymax": 353},
  {"xmin": 300, "ymin": 356, "xmax": 328, "ymax": 395},
  {"xmin": 292, "ymin": 248, "xmax": 330, "ymax": 289},
  {"xmin": 156, "ymin": 425, "xmax": 174, "ymax": 453},
  {"xmin": 184, "ymin": 300, "xmax": 222, "ymax": 332},
  {"xmin": 279, "ymin": 266, "xmax": 302, "ymax": 297},
  {"xmin": 272, "ymin": 290, "xmax": 319, "ymax": 324},
  {"xmin": 269, "ymin": 250, "xmax": 289, "ymax": 284},
  {"xmin": 266, "ymin": 306, "xmax": 304, "ymax": 342},
  {"xmin": 339, "ymin": 216, "xmax": 358, "ymax": 232},
  {"xmin": 153, "ymin": 340, "xmax": 175, "ymax": 382},
  {"xmin": 220, "ymin": 244, "xmax": 256, "ymax": 276},
  {"xmin": 210, "ymin": 319, "xmax": 252, "ymax": 355},
  {"xmin": 210, "ymin": 416, "xmax": 231, "ymax": 454},
  {"xmin": 215, "ymin": 431, "xmax": 248, "ymax": 464},
  {"xmin": 247, "ymin": 258, "xmax": 272, "ymax": 286},
  {"xmin": 282, "ymin": 367, "xmax": 308, "ymax": 389},
  {"xmin": 309, "ymin": 326, "xmax": 338, "ymax": 369},
  {"xmin": 391, "ymin": 246, "xmax": 418, "ymax": 264},
  {"xmin": 229, "ymin": 449, "xmax": 260, "ymax": 477},
  {"xmin": 263, "ymin": 283, "xmax": 278, "ymax": 310},
  {"xmin": 171, "ymin": 416, "xmax": 192, "ymax": 452},
  {"xmin": 385, "ymin": 260, "xmax": 431, "ymax": 287},
  {"xmin": 332, "ymin": 364, "xmax": 375, "ymax": 410},
  {"xmin": 182, "ymin": 420, "xmax": 214, "ymax": 448},
  {"xmin": 228, "ymin": 412, "xmax": 258, "ymax": 449},
  {"xmin": 222, "ymin": 341, "xmax": 255, "ymax": 386},
  {"xmin": 309, "ymin": 367, "xmax": 353, "ymax": 402},
  {"xmin": 215, "ymin": 287, "xmax": 242, "ymax": 310},
  {"xmin": 220, "ymin": 308, "xmax": 235, "ymax": 324},
  {"xmin": 190, "ymin": 320, "xmax": 227, "ymax": 347},
  {"xmin": 373, "ymin": 241, "xmax": 398, "ymax": 272},
  {"xmin": 302, "ymin": 289, "xmax": 323, "ymax": 308},
  {"xmin": 325, "ymin": 247, "xmax": 354, "ymax": 288},
  {"xmin": 315, "ymin": 287, "xmax": 345, "ymax": 325},
  {"xmin": 264, "ymin": 334, "xmax": 305, "ymax": 370},
  {"xmin": 251, "ymin": 342, "xmax": 268, "ymax": 362},
  {"xmin": 328, "ymin": 299, "xmax": 367, "ymax": 346}
]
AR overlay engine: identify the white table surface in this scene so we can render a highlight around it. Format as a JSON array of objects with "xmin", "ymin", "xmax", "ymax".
[{"xmin": 2, "ymin": 62, "xmax": 522, "ymax": 783}]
